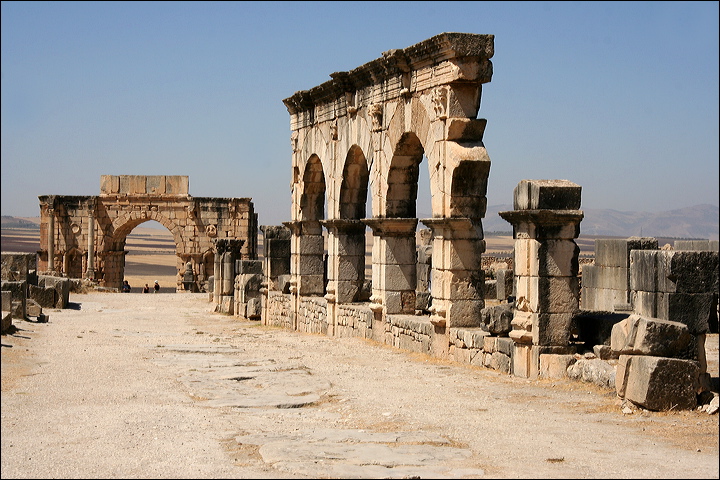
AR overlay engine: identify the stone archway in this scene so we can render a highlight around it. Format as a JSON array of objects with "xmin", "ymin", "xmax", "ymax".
[
  {"xmin": 283, "ymin": 32, "xmax": 494, "ymax": 327},
  {"xmin": 39, "ymin": 175, "xmax": 258, "ymax": 292}
]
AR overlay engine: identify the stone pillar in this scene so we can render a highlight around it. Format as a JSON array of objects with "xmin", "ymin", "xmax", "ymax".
[
  {"xmin": 420, "ymin": 217, "xmax": 486, "ymax": 329},
  {"xmin": 499, "ymin": 180, "xmax": 583, "ymax": 378},
  {"xmin": 213, "ymin": 249, "xmax": 222, "ymax": 304},
  {"xmin": 212, "ymin": 239, "xmax": 244, "ymax": 313},
  {"xmin": 362, "ymin": 218, "xmax": 417, "ymax": 315},
  {"xmin": 283, "ymin": 220, "xmax": 325, "ymax": 297},
  {"xmin": 47, "ymin": 206, "xmax": 56, "ymax": 274},
  {"xmin": 86, "ymin": 202, "xmax": 95, "ymax": 280},
  {"xmin": 322, "ymin": 219, "xmax": 366, "ymax": 304},
  {"xmin": 260, "ymin": 225, "xmax": 291, "ymax": 290}
]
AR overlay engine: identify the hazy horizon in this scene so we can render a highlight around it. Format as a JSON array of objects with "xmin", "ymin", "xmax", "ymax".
[{"xmin": 2, "ymin": 2, "xmax": 718, "ymax": 226}]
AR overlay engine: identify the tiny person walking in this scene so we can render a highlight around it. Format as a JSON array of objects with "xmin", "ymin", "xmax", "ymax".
[
  {"xmin": 154, "ymin": 280, "xmax": 160, "ymax": 293},
  {"xmin": 122, "ymin": 280, "xmax": 131, "ymax": 293}
]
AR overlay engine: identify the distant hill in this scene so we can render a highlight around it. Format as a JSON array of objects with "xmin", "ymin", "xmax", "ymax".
[
  {"xmin": 3, "ymin": 204, "xmax": 719, "ymax": 240},
  {"xmin": 1, "ymin": 216, "xmax": 40, "ymax": 230},
  {"xmin": 483, "ymin": 204, "xmax": 719, "ymax": 240}
]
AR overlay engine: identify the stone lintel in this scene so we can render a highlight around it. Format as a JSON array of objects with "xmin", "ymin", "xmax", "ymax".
[{"xmin": 283, "ymin": 33, "xmax": 494, "ymax": 119}]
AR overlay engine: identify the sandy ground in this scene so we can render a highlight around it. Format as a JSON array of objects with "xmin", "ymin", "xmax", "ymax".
[{"xmin": 1, "ymin": 292, "xmax": 718, "ymax": 479}]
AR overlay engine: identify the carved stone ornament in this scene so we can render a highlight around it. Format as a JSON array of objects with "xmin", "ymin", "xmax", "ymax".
[
  {"xmin": 71, "ymin": 223, "xmax": 80, "ymax": 235},
  {"xmin": 330, "ymin": 120, "xmax": 338, "ymax": 140},
  {"xmin": 291, "ymin": 131, "xmax": 299, "ymax": 152},
  {"xmin": 369, "ymin": 103, "xmax": 383, "ymax": 131},
  {"xmin": 205, "ymin": 224, "xmax": 217, "ymax": 237},
  {"xmin": 432, "ymin": 86, "xmax": 448, "ymax": 120}
]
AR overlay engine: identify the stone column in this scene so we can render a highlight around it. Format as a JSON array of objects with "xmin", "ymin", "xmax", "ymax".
[
  {"xmin": 283, "ymin": 220, "xmax": 325, "ymax": 297},
  {"xmin": 212, "ymin": 239, "xmax": 244, "ymax": 313},
  {"xmin": 47, "ymin": 206, "xmax": 56, "ymax": 274},
  {"xmin": 260, "ymin": 225, "xmax": 291, "ymax": 290},
  {"xmin": 362, "ymin": 218, "xmax": 417, "ymax": 315},
  {"xmin": 420, "ymin": 217, "xmax": 486, "ymax": 329},
  {"xmin": 322, "ymin": 219, "xmax": 366, "ymax": 304},
  {"xmin": 86, "ymin": 202, "xmax": 95, "ymax": 280},
  {"xmin": 499, "ymin": 180, "xmax": 583, "ymax": 378}
]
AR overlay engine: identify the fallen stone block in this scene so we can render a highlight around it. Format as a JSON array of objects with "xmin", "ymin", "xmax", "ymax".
[
  {"xmin": 567, "ymin": 358, "xmax": 615, "ymax": 389},
  {"xmin": 2, "ymin": 310, "xmax": 12, "ymax": 333},
  {"xmin": 620, "ymin": 355, "xmax": 699, "ymax": 411},
  {"xmin": 539, "ymin": 354, "xmax": 576, "ymax": 379},
  {"xmin": 611, "ymin": 314, "xmax": 691, "ymax": 357}
]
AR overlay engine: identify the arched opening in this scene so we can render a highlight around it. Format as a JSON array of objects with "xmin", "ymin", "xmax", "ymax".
[
  {"xmin": 386, "ymin": 133, "xmax": 424, "ymax": 218},
  {"xmin": 338, "ymin": 145, "xmax": 371, "ymax": 302},
  {"xmin": 115, "ymin": 220, "xmax": 178, "ymax": 293},
  {"xmin": 298, "ymin": 155, "xmax": 328, "ymax": 296}
]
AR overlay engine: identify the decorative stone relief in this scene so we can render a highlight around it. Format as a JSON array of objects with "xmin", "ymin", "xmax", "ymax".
[
  {"xmin": 369, "ymin": 103, "xmax": 383, "ymax": 131},
  {"xmin": 330, "ymin": 120, "xmax": 338, "ymax": 140},
  {"xmin": 432, "ymin": 86, "xmax": 448, "ymax": 120},
  {"xmin": 205, "ymin": 224, "xmax": 217, "ymax": 237},
  {"xmin": 345, "ymin": 92, "xmax": 357, "ymax": 115}
]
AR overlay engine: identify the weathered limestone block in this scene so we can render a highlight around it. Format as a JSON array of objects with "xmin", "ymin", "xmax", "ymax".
[
  {"xmin": 29, "ymin": 284, "xmax": 57, "ymax": 309},
  {"xmin": 630, "ymin": 250, "xmax": 659, "ymax": 292},
  {"xmin": 26, "ymin": 299, "xmax": 43, "ymax": 318},
  {"xmin": 516, "ymin": 276, "xmax": 579, "ymax": 314},
  {"xmin": 611, "ymin": 314, "xmax": 692, "ymax": 357},
  {"xmin": 674, "ymin": 239, "xmax": 719, "ymax": 251},
  {"xmin": 2, "ymin": 281, "xmax": 27, "ymax": 319},
  {"xmin": 631, "ymin": 290, "xmax": 657, "ymax": 318},
  {"xmin": 2, "ymin": 290, "xmax": 12, "ymax": 311},
  {"xmin": 480, "ymin": 303, "xmax": 513, "ymax": 335},
  {"xmin": 656, "ymin": 250, "xmax": 719, "ymax": 293},
  {"xmin": 513, "ymin": 238, "xmax": 579, "ymax": 277},
  {"xmin": 581, "ymin": 265, "xmax": 628, "ymax": 290},
  {"xmin": 495, "ymin": 268, "xmax": 514, "ymax": 301},
  {"xmin": 656, "ymin": 292, "xmax": 715, "ymax": 335},
  {"xmin": 2, "ymin": 252, "xmax": 37, "ymax": 282},
  {"xmin": 596, "ymin": 237, "xmax": 658, "ymax": 268},
  {"xmin": 513, "ymin": 179, "xmax": 582, "ymax": 211},
  {"xmin": 617, "ymin": 355, "xmax": 699, "ymax": 411},
  {"xmin": 2, "ymin": 310, "xmax": 12, "ymax": 333},
  {"xmin": 567, "ymin": 358, "xmax": 615, "ymax": 389},
  {"xmin": 38, "ymin": 275, "xmax": 70, "ymax": 308},
  {"xmin": 489, "ymin": 352, "xmax": 511, "ymax": 374},
  {"xmin": 539, "ymin": 354, "xmax": 576, "ymax": 379}
]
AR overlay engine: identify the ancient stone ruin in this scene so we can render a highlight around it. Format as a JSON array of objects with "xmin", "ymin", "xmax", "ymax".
[
  {"xmin": 230, "ymin": 33, "xmax": 718, "ymax": 412},
  {"xmin": 37, "ymin": 175, "xmax": 258, "ymax": 292},
  {"xmin": 4, "ymin": 33, "xmax": 717, "ymax": 413}
]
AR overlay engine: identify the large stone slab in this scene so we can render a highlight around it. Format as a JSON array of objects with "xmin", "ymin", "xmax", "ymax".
[
  {"xmin": 611, "ymin": 314, "xmax": 691, "ymax": 357},
  {"xmin": 618, "ymin": 355, "xmax": 699, "ymax": 411}
]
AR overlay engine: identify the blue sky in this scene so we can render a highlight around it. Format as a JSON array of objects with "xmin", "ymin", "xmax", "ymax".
[{"xmin": 2, "ymin": 1, "xmax": 718, "ymax": 227}]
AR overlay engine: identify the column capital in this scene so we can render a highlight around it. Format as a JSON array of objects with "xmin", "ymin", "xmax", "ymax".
[
  {"xmin": 320, "ymin": 218, "xmax": 365, "ymax": 235},
  {"xmin": 282, "ymin": 220, "xmax": 322, "ymax": 236},
  {"xmin": 362, "ymin": 217, "xmax": 417, "ymax": 236}
]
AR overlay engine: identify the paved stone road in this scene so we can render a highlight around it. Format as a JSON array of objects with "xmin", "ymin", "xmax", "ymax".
[{"xmin": 2, "ymin": 292, "xmax": 718, "ymax": 478}]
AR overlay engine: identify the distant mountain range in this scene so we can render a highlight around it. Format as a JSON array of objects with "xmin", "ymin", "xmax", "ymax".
[
  {"xmin": 1, "ymin": 216, "xmax": 40, "ymax": 229},
  {"xmin": 482, "ymin": 204, "xmax": 719, "ymax": 240},
  {"xmin": 3, "ymin": 204, "xmax": 719, "ymax": 240}
]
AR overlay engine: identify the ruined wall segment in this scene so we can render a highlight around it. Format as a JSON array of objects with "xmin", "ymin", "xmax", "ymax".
[
  {"xmin": 39, "ymin": 176, "xmax": 258, "ymax": 292},
  {"xmin": 283, "ymin": 32, "xmax": 495, "ymax": 338}
]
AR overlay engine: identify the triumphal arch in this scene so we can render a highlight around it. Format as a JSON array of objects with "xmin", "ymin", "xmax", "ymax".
[
  {"xmin": 38, "ymin": 175, "xmax": 258, "ymax": 291},
  {"xmin": 282, "ymin": 32, "xmax": 494, "ymax": 329}
]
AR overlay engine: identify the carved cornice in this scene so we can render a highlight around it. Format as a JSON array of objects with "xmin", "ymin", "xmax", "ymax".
[{"xmin": 282, "ymin": 32, "xmax": 494, "ymax": 122}]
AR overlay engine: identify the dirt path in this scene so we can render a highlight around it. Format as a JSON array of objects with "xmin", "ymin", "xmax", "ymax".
[{"xmin": 2, "ymin": 292, "xmax": 718, "ymax": 479}]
